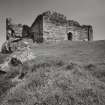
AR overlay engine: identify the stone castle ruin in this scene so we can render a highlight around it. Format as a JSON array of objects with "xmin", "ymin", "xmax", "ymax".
[
  {"xmin": 2, "ymin": 10, "xmax": 93, "ymax": 53},
  {"xmin": 6, "ymin": 18, "xmax": 31, "ymax": 41},
  {"xmin": 2, "ymin": 18, "xmax": 32, "ymax": 53},
  {"xmin": 31, "ymin": 11, "xmax": 93, "ymax": 43}
]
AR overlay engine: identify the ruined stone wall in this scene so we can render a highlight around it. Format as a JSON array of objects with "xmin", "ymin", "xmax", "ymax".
[
  {"xmin": 80, "ymin": 25, "xmax": 93, "ymax": 41},
  {"xmin": 6, "ymin": 18, "xmax": 23, "ymax": 40},
  {"xmin": 67, "ymin": 26, "xmax": 80, "ymax": 41},
  {"xmin": 3, "ymin": 18, "xmax": 34, "ymax": 53},
  {"xmin": 11, "ymin": 24, "xmax": 23, "ymax": 37},
  {"xmin": 43, "ymin": 11, "xmax": 67, "ymax": 42},
  {"xmin": 31, "ymin": 11, "xmax": 93, "ymax": 42},
  {"xmin": 31, "ymin": 15, "xmax": 43, "ymax": 43},
  {"xmin": 87, "ymin": 25, "xmax": 93, "ymax": 41},
  {"xmin": 67, "ymin": 25, "xmax": 93, "ymax": 41}
]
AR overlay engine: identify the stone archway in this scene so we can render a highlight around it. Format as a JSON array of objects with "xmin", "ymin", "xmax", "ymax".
[{"xmin": 67, "ymin": 32, "xmax": 73, "ymax": 40}]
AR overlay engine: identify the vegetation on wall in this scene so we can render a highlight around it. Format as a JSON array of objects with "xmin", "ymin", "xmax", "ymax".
[
  {"xmin": 67, "ymin": 20, "xmax": 80, "ymax": 27},
  {"xmin": 43, "ymin": 11, "xmax": 81, "ymax": 27},
  {"xmin": 43, "ymin": 11, "xmax": 67, "ymax": 25}
]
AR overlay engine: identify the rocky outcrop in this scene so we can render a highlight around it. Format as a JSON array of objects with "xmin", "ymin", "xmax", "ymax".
[
  {"xmin": 0, "ymin": 46, "xmax": 36, "ymax": 73},
  {"xmin": 11, "ymin": 46, "xmax": 36, "ymax": 63},
  {"xmin": 1, "ymin": 38, "xmax": 33, "ymax": 53}
]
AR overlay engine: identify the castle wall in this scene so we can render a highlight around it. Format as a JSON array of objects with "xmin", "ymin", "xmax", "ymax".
[
  {"xmin": 31, "ymin": 15, "xmax": 43, "ymax": 43},
  {"xmin": 67, "ymin": 25, "xmax": 93, "ymax": 41},
  {"xmin": 87, "ymin": 26, "xmax": 93, "ymax": 41},
  {"xmin": 43, "ymin": 12, "xmax": 67, "ymax": 42},
  {"xmin": 80, "ymin": 25, "xmax": 93, "ymax": 41},
  {"xmin": 31, "ymin": 11, "xmax": 93, "ymax": 42},
  {"xmin": 6, "ymin": 18, "xmax": 34, "ymax": 43},
  {"xmin": 67, "ymin": 26, "xmax": 80, "ymax": 41},
  {"xmin": 6, "ymin": 18, "xmax": 23, "ymax": 40}
]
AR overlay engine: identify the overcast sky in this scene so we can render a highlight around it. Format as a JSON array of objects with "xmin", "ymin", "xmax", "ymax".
[{"xmin": 0, "ymin": 0, "xmax": 105, "ymax": 47}]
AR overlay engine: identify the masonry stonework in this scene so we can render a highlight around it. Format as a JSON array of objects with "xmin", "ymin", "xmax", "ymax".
[
  {"xmin": 31, "ymin": 15, "xmax": 43, "ymax": 43},
  {"xmin": 43, "ymin": 11, "xmax": 67, "ymax": 42},
  {"xmin": 6, "ymin": 18, "xmax": 23, "ymax": 40},
  {"xmin": 31, "ymin": 11, "xmax": 93, "ymax": 43}
]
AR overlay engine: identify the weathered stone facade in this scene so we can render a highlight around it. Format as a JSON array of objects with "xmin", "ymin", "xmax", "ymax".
[
  {"xmin": 31, "ymin": 10, "xmax": 93, "ymax": 43},
  {"xmin": 6, "ymin": 18, "xmax": 23, "ymax": 40},
  {"xmin": 67, "ymin": 24, "xmax": 93, "ymax": 41},
  {"xmin": 31, "ymin": 15, "xmax": 43, "ymax": 43},
  {"xmin": 6, "ymin": 11, "xmax": 93, "ymax": 44},
  {"xmin": 2, "ymin": 18, "xmax": 33, "ymax": 53}
]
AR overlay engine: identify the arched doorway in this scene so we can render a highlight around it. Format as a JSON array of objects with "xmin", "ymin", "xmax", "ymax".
[{"xmin": 67, "ymin": 32, "xmax": 73, "ymax": 40}]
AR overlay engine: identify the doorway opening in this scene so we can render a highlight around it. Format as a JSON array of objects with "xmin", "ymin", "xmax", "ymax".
[{"xmin": 67, "ymin": 32, "xmax": 73, "ymax": 40}]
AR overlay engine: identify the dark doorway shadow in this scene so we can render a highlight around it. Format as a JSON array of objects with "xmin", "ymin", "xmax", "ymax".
[{"xmin": 67, "ymin": 32, "xmax": 73, "ymax": 40}]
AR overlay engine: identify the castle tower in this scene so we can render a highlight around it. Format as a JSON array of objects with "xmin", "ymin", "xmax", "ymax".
[{"xmin": 6, "ymin": 18, "xmax": 13, "ymax": 40}]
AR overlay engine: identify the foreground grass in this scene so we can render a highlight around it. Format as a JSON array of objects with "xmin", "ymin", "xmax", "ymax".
[{"xmin": 0, "ymin": 55, "xmax": 105, "ymax": 105}]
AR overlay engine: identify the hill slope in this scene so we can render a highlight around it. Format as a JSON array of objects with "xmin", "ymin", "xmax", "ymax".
[
  {"xmin": 0, "ymin": 40, "xmax": 105, "ymax": 105},
  {"xmin": 31, "ymin": 40, "xmax": 105, "ymax": 63}
]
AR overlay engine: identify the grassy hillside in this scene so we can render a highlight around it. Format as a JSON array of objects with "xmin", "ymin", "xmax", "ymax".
[
  {"xmin": 31, "ymin": 40, "xmax": 105, "ymax": 63},
  {"xmin": 0, "ymin": 40, "xmax": 105, "ymax": 105}
]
